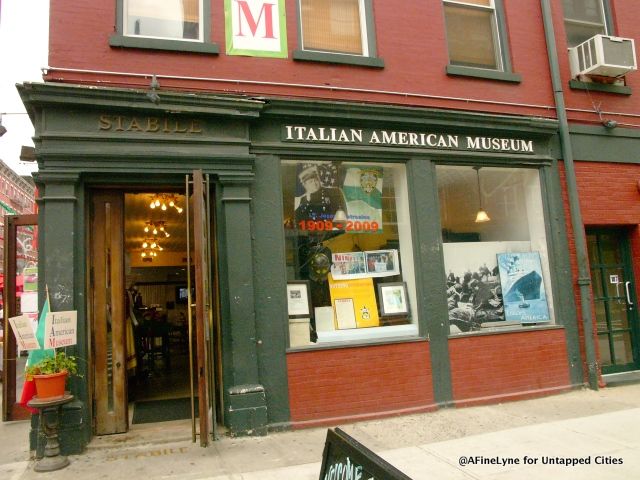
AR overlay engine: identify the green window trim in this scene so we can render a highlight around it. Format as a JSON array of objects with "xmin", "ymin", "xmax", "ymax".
[
  {"xmin": 444, "ymin": 0, "xmax": 519, "ymax": 79},
  {"xmin": 446, "ymin": 64, "xmax": 521, "ymax": 83},
  {"xmin": 568, "ymin": 79, "xmax": 631, "ymax": 95},
  {"xmin": 111, "ymin": 0, "xmax": 218, "ymax": 54},
  {"xmin": 292, "ymin": 49, "xmax": 384, "ymax": 68},
  {"xmin": 295, "ymin": 0, "xmax": 384, "ymax": 67}
]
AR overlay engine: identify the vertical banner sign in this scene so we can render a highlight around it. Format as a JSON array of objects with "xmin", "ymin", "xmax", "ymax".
[
  {"xmin": 44, "ymin": 311, "xmax": 78, "ymax": 348},
  {"xmin": 225, "ymin": 0, "xmax": 288, "ymax": 58}
]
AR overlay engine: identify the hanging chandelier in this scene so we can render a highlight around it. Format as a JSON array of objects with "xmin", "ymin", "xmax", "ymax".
[
  {"xmin": 473, "ymin": 166, "xmax": 491, "ymax": 223},
  {"xmin": 148, "ymin": 194, "xmax": 183, "ymax": 213},
  {"xmin": 144, "ymin": 220, "xmax": 170, "ymax": 238},
  {"xmin": 140, "ymin": 237, "xmax": 164, "ymax": 257}
]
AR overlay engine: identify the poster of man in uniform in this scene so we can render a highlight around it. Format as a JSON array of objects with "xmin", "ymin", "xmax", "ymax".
[{"xmin": 294, "ymin": 163, "xmax": 349, "ymax": 225}]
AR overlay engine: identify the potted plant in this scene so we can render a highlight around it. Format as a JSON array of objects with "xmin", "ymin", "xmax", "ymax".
[{"xmin": 25, "ymin": 351, "xmax": 79, "ymax": 399}]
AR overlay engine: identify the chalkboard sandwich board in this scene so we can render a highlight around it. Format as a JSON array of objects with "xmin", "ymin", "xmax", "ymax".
[{"xmin": 319, "ymin": 428, "xmax": 413, "ymax": 480}]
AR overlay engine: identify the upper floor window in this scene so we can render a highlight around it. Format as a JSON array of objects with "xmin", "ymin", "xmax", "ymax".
[
  {"xmin": 124, "ymin": 0, "xmax": 202, "ymax": 41},
  {"xmin": 443, "ymin": 0, "xmax": 502, "ymax": 70},
  {"xmin": 110, "ymin": 0, "xmax": 218, "ymax": 53},
  {"xmin": 293, "ymin": 0, "xmax": 384, "ymax": 67},
  {"xmin": 300, "ymin": 0, "xmax": 366, "ymax": 55},
  {"xmin": 443, "ymin": 0, "xmax": 520, "ymax": 82},
  {"xmin": 563, "ymin": 0, "xmax": 609, "ymax": 48}
]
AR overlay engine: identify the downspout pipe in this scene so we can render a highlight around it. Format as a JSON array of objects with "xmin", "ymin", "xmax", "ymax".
[{"xmin": 541, "ymin": 0, "xmax": 598, "ymax": 390}]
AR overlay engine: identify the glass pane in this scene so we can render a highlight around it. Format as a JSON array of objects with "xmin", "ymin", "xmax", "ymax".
[
  {"xmin": 15, "ymin": 224, "xmax": 39, "ymax": 404},
  {"xmin": 437, "ymin": 166, "xmax": 553, "ymax": 333},
  {"xmin": 301, "ymin": 0, "xmax": 363, "ymax": 55},
  {"xmin": 604, "ymin": 268, "xmax": 625, "ymax": 298},
  {"xmin": 590, "ymin": 269, "xmax": 604, "ymax": 298},
  {"xmin": 451, "ymin": 0, "xmax": 492, "ymax": 6},
  {"xmin": 594, "ymin": 300, "xmax": 607, "ymax": 332},
  {"xmin": 608, "ymin": 301, "xmax": 630, "ymax": 330},
  {"xmin": 445, "ymin": 4, "xmax": 499, "ymax": 69},
  {"xmin": 565, "ymin": 24, "xmax": 606, "ymax": 48},
  {"xmin": 282, "ymin": 161, "xmax": 416, "ymax": 346},
  {"xmin": 599, "ymin": 234, "xmax": 622, "ymax": 264},
  {"xmin": 126, "ymin": 0, "xmax": 200, "ymax": 40},
  {"xmin": 587, "ymin": 233, "xmax": 598, "ymax": 264},
  {"xmin": 598, "ymin": 334, "xmax": 612, "ymax": 366},
  {"xmin": 612, "ymin": 332, "xmax": 633, "ymax": 365},
  {"xmin": 563, "ymin": 0, "xmax": 605, "ymax": 24}
]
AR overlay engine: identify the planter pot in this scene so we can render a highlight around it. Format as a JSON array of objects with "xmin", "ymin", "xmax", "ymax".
[{"xmin": 33, "ymin": 370, "xmax": 68, "ymax": 399}]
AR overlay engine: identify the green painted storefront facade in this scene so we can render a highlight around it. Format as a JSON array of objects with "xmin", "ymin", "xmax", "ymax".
[{"xmin": 20, "ymin": 82, "xmax": 586, "ymax": 453}]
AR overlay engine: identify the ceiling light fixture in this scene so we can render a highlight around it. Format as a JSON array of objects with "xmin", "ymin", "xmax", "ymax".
[
  {"xmin": 144, "ymin": 220, "xmax": 170, "ymax": 237},
  {"xmin": 474, "ymin": 166, "xmax": 491, "ymax": 223},
  {"xmin": 148, "ymin": 194, "xmax": 183, "ymax": 213}
]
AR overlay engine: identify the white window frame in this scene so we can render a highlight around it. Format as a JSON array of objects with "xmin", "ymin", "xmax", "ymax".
[
  {"xmin": 123, "ymin": 0, "xmax": 204, "ymax": 43},
  {"xmin": 563, "ymin": 0, "xmax": 610, "ymax": 48}
]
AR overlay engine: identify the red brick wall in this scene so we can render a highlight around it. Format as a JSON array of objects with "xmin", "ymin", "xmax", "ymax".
[
  {"xmin": 287, "ymin": 341, "xmax": 434, "ymax": 427},
  {"xmin": 47, "ymin": 0, "xmax": 555, "ymax": 118},
  {"xmin": 449, "ymin": 329, "xmax": 571, "ymax": 406},
  {"xmin": 559, "ymin": 161, "xmax": 640, "ymax": 383}
]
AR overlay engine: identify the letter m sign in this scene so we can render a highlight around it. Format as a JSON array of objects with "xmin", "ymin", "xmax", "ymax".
[{"xmin": 225, "ymin": 0, "xmax": 288, "ymax": 57}]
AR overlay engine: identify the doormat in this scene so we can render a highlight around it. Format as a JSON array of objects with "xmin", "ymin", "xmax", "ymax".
[{"xmin": 132, "ymin": 397, "xmax": 198, "ymax": 425}]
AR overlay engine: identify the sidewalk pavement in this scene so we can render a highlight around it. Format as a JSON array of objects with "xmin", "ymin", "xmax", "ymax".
[{"xmin": 1, "ymin": 382, "xmax": 639, "ymax": 480}]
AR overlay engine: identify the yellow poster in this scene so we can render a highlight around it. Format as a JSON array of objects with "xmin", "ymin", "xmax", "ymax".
[{"xmin": 328, "ymin": 275, "xmax": 380, "ymax": 329}]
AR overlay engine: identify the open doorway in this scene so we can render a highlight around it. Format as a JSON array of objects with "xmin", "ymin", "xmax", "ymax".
[
  {"xmin": 90, "ymin": 173, "xmax": 221, "ymax": 445},
  {"xmin": 124, "ymin": 191, "xmax": 193, "ymax": 425}
]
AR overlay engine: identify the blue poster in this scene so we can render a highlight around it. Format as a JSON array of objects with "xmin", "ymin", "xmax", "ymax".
[{"xmin": 497, "ymin": 252, "xmax": 550, "ymax": 324}]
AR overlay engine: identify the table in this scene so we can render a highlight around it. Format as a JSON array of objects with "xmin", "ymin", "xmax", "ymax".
[{"xmin": 27, "ymin": 393, "xmax": 74, "ymax": 472}]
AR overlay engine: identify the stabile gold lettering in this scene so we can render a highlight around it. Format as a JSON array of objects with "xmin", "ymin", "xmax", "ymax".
[
  {"xmin": 98, "ymin": 115, "xmax": 112, "ymax": 130},
  {"xmin": 189, "ymin": 120, "xmax": 203, "ymax": 133},
  {"xmin": 98, "ymin": 115, "xmax": 204, "ymax": 134},
  {"xmin": 147, "ymin": 117, "xmax": 160, "ymax": 132},
  {"xmin": 128, "ymin": 117, "xmax": 143, "ymax": 132},
  {"xmin": 114, "ymin": 116, "xmax": 125, "ymax": 131},
  {"xmin": 174, "ymin": 120, "xmax": 188, "ymax": 133}
]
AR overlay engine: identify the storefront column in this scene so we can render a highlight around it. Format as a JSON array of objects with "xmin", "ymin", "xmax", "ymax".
[
  {"xmin": 218, "ymin": 174, "xmax": 267, "ymax": 435},
  {"xmin": 32, "ymin": 171, "xmax": 88, "ymax": 454}
]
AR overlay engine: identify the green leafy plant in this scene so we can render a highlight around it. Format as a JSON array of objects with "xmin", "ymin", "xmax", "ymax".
[{"xmin": 25, "ymin": 351, "xmax": 79, "ymax": 377}]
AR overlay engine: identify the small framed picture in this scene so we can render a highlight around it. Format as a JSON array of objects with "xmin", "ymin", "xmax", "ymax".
[
  {"xmin": 286, "ymin": 281, "xmax": 312, "ymax": 318},
  {"xmin": 377, "ymin": 282, "xmax": 409, "ymax": 317}
]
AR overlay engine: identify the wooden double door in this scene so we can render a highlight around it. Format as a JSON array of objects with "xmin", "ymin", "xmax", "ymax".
[{"xmin": 89, "ymin": 171, "xmax": 220, "ymax": 446}]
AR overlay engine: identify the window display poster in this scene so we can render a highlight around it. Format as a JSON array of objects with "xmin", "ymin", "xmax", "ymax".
[
  {"xmin": 444, "ymin": 242, "xmax": 508, "ymax": 332},
  {"xmin": 328, "ymin": 275, "xmax": 380, "ymax": 328},
  {"xmin": 331, "ymin": 250, "xmax": 400, "ymax": 280},
  {"xmin": 497, "ymin": 252, "xmax": 550, "ymax": 323},
  {"xmin": 294, "ymin": 162, "xmax": 349, "ymax": 225},
  {"xmin": 342, "ymin": 166, "xmax": 383, "ymax": 232}
]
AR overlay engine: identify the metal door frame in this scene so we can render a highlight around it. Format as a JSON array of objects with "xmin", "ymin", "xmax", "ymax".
[
  {"xmin": 587, "ymin": 227, "xmax": 640, "ymax": 374},
  {"xmin": 2, "ymin": 214, "xmax": 38, "ymax": 421}
]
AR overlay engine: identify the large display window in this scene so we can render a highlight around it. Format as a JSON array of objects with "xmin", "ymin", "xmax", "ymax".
[
  {"xmin": 282, "ymin": 160, "xmax": 418, "ymax": 346},
  {"xmin": 436, "ymin": 165, "xmax": 555, "ymax": 334}
]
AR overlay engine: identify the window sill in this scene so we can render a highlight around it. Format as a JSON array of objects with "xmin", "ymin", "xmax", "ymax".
[
  {"xmin": 287, "ymin": 324, "xmax": 421, "ymax": 352},
  {"xmin": 109, "ymin": 34, "xmax": 219, "ymax": 55},
  {"xmin": 293, "ymin": 49, "xmax": 384, "ymax": 68},
  {"xmin": 449, "ymin": 323, "xmax": 563, "ymax": 339},
  {"xmin": 446, "ymin": 65, "xmax": 522, "ymax": 83},
  {"xmin": 569, "ymin": 79, "xmax": 631, "ymax": 95}
]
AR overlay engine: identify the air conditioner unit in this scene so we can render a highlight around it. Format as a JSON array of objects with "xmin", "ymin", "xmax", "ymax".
[{"xmin": 568, "ymin": 34, "xmax": 637, "ymax": 78}]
